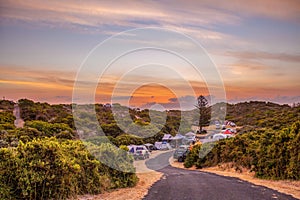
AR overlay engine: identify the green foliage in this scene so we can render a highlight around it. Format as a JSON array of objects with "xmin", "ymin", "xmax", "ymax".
[
  {"xmin": 87, "ymin": 143, "xmax": 138, "ymax": 188},
  {"xmin": 195, "ymin": 121, "xmax": 300, "ymax": 180},
  {"xmin": 114, "ymin": 134, "xmax": 144, "ymax": 146},
  {"xmin": 119, "ymin": 145, "xmax": 129, "ymax": 151},
  {"xmin": 184, "ymin": 144, "xmax": 201, "ymax": 168},
  {"xmin": 0, "ymin": 111, "xmax": 15, "ymax": 130},
  {"xmin": 26, "ymin": 120, "xmax": 74, "ymax": 139},
  {"xmin": 18, "ymin": 99, "xmax": 73, "ymax": 127},
  {"xmin": 101, "ymin": 123, "xmax": 124, "ymax": 137},
  {"xmin": 0, "ymin": 138, "xmax": 101, "ymax": 199},
  {"xmin": 195, "ymin": 95, "xmax": 210, "ymax": 132},
  {"xmin": 0, "ymin": 100, "xmax": 14, "ymax": 111},
  {"xmin": 84, "ymin": 135, "xmax": 116, "ymax": 146},
  {"xmin": 225, "ymin": 101, "xmax": 299, "ymax": 128},
  {"xmin": 0, "ymin": 138, "xmax": 138, "ymax": 199}
]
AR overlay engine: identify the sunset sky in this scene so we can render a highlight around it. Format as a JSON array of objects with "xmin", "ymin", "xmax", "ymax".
[{"xmin": 0, "ymin": 1, "xmax": 299, "ymax": 109}]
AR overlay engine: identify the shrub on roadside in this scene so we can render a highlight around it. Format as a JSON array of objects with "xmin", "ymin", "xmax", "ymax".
[
  {"xmin": 194, "ymin": 121, "xmax": 300, "ymax": 180},
  {"xmin": 184, "ymin": 144, "xmax": 202, "ymax": 168},
  {"xmin": 0, "ymin": 137, "xmax": 138, "ymax": 200}
]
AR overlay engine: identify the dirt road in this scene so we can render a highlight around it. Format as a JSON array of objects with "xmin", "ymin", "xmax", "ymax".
[{"xmin": 13, "ymin": 103, "xmax": 24, "ymax": 128}]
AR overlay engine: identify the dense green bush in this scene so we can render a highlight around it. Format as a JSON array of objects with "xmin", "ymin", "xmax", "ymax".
[
  {"xmin": 184, "ymin": 144, "xmax": 202, "ymax": 168},
  {"xmin": 0, "ymin": 111, "xmax": 15, "ymax": 130},
  {"xmin": 0, "ymin": 138, "xmax": 138, "ymax": 200},
  {"xmin": 114, "ymin": 134, "xmax": 144, "ymax": 146},
  {"xmin": 194, "ymin": 121, "xmax": 300, "ymax": 180},
  {"xmin": 0, "ymin": 100, "xmax": 14, "ymax": 111},
  {"xmin": 87, "ymin": 142, "xmax": 138, "ymax": 188},
  {"xmin": 26, "ymin": 120, "xmax": 75, "ymax": 139}
]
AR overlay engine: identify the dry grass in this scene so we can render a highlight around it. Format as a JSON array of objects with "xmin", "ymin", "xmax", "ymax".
[{"xmin": 170, "ymin": 160, "xmax": 300, "ymax": 199}]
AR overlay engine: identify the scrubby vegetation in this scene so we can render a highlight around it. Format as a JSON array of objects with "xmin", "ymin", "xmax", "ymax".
[
  {"xmin": 1, "ymin": 98, "xmax": 299, "ymax": 199},
  {"xmin": 0, "ymin": 98, "xmax": 195, "ymax": 199},
  {"xmin": 184, "ymin": 101, "xmax": 300, "ymax": 180},
  {"xmin": 185, "ymin": 121, "xmax": 300, "ymax": 180},
  {"xmin": 0, "ymin": 138, "xmax": 137, "ymax": 199},
  {"xmin": 0, "ymin": 100, "xmax": 139, "ymax": 199},
  {"xmin": 225, "ymin": 101, "xmax": 299, "ymax": 128}
]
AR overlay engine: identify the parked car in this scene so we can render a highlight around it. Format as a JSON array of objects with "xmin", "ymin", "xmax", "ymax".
[
  {"xmin": 213, "ymin": 133, "xmax": 233, "ymax": 141},
  {"xmin": 128, "ymin": 145, "xmax": 151, "ymax": 160},
  {"xmin": 177, "ymin": 149, "xmax": 189, "ymax": 162},
  {"xmin": 144, "ymin": 143, "xmax": 158, "ymax": 152},
  {"xmin": 173, "ymin": 145, "xmax": 189, "ymax": 161},
  {"xmin": 134, "ymin": 149, "xmax": 150, "ymax": 160}
]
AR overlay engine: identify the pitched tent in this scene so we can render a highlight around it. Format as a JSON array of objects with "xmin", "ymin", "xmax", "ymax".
[
  {"xmin": 185, "ymin": 132, "xmax": 196, "ymax": 137},
  {"xmin": 223, "ymin": 129, "xmax": 233, "ymax": 134},
  {"xmin": 171, "ymin": 133, "xmax": 185, "ymax": 148},
  {"xmin": 172, "ymin": 133, "xmax": 185, "ymax": 140},
  {"xmin": 184, "ymin": 132, "xmax": 196, "ymax": 144}
]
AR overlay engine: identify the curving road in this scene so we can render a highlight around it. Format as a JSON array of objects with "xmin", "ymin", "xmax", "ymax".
[{"xmin": 143, "ymin": 152, "xmax": 297, "ymax": 200}]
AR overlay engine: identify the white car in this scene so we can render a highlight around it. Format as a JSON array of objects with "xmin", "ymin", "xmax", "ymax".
[
  {"xmin": 213, "ymin": 133, "xmax": 233, "ymax": 141},
  {"xmin": 128, "ymin": 145, "xmax": 150, "ymax": 160}
]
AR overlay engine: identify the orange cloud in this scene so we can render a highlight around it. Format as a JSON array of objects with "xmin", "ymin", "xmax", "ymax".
[{"xmin": 0, "ymin": 79, "xmax": 71, "ymax": 90}]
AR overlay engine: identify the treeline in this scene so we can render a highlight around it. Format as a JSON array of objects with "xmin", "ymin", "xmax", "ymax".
[
  {"xmin": 184, "ymin": 121, "xmax": 300, "ymax": 180},
  {"xmin": 14, "ymin": 99, "xmax": 192, "ymax": 140}
]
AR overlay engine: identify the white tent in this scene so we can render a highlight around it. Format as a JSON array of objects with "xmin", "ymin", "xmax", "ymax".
[
  {"xmin": 171, "ymin": 133, "xmax": 185, "ymax": 140},
  {"xmin": 170, "ymin": 133, "xmax": 185, "ymax": 148},
  {"xmin": 185, "ymin": 132, "xmax": 196, "ymax": 137}
]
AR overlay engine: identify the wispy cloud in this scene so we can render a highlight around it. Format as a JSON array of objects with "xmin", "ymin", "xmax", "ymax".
[
  {"xmin": 1, "ymin": 1, "xmax": 299, "ymax": 105},
  {"xmin": 0, "ymin": 0, "xmax": 241, "ymax": 31},
  {"xmin": 0, "ymin": 65, "xmax": 78, "ymax": 88},
  {"xmin": 204, "ymin": 0, "xmax": 300, "ymax": 22},
  {"xmin": 2, "ymin": 0, "xmax": 299, "ymax": 34},
  {"xmin": 225, "ymin": 51, "xmax": 300, "ymax": 63}
]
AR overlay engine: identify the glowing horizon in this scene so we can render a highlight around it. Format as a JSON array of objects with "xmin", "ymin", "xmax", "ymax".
[{"xmin": 1, "ymin": 1, "xmax": 299, "ymax": 109}]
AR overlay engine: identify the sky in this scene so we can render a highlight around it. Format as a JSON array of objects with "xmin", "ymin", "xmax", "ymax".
[{"xmin": 0, "ymin": 0, "xmax": 299, "ymax": 110}]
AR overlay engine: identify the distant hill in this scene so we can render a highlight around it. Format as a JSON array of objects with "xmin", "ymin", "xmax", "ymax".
[
  {"xmin": 0, "ymin": 100, "xmax": 15, "ymax": 112},
  {"xmin": 1, "ymin": 99, "xmax": 299, "ymax": 134},
  {"xmin": 225, "ymin": 101, "xmax": 299, "ymax": 129}
]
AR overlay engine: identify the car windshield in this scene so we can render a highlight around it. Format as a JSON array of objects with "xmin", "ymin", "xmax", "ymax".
[{"xmin": 136, "ymin": 147, "xmax": 144, "ymax": 150}]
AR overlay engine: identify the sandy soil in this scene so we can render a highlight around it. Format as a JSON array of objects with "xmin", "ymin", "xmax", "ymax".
[
  {"xmin": 77, "ymin": 171, "xmax": 162, "ymax": 200},
  {"xmin": 170, "ymin": 159, "xmax": 300, "ymax": 199}
]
